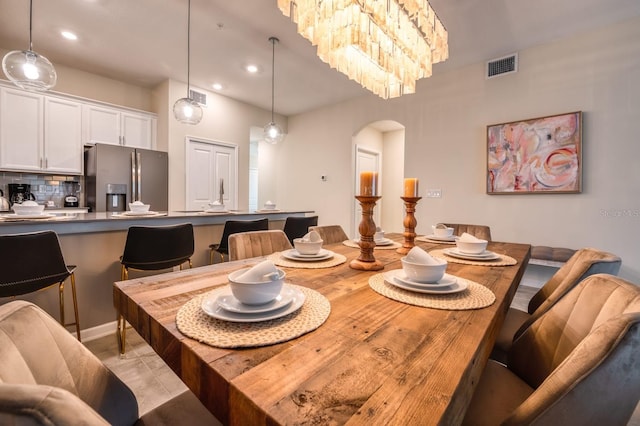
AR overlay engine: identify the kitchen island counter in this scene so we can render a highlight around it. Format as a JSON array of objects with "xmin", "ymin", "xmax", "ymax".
[{"xmin": 0, "ymin": 209, "xmax": 312, "ymax": 235}]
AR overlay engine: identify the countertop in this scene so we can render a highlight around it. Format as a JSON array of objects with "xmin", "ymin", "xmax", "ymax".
[{"xmin": 0, "ymin": 209, "xmax": 314, "ymax": 235}]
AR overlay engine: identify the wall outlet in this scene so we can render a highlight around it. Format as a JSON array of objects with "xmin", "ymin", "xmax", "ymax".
[
  {"xmin": 321, "ymin": 175, "xmax": 328, "ymax": 182},
  {"xmin": 426, "ymin": 189, "xmax": 442, "ymax": 198}
]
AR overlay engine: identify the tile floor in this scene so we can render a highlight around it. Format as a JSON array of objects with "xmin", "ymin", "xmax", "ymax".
[{"xmin": 85, "ymin": 285, "xmax": 640, "ymax": 424}]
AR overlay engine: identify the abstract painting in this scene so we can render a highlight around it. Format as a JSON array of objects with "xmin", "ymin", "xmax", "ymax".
[{"xmin": 487, "ymin": 111, "xmax": 582, "ymax": 194}]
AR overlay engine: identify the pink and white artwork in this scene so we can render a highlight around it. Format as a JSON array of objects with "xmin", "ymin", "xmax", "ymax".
[{"xmin": 487, "ymin": 111, "xmax": 582, "ymax": 194}]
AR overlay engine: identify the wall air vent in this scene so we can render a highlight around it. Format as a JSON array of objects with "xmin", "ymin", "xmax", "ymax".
[
  {"xmin": 189, "ymin": 89, "xmax": 207, "ymax": 106},
  {"xmin": 486, "ymin": 53, "xmax": 518, "ymax": 79}
]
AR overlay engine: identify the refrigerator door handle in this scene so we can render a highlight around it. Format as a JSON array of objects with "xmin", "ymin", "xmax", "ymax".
[
  {"xmin": 131, "ymin": 151, "xmax": 137, "ymax": 202},
  {"xmin": 136, "ymin": 151, "xmax": 142, "ymax": 202}
]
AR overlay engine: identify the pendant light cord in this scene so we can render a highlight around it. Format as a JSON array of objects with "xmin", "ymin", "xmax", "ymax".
[
  {"xmin": 269, "ymin": 37, "xmax": 278, "ymax": 122},
  {"xmin": 186, "ymin": 0, "xmax": 191, "ymax": 98},
  {"xmin": 28, "ymin": 0, "xmax": 33, "ymax": 51}
]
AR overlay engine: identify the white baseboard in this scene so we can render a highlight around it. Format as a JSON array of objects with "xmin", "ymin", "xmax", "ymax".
[{"xmin": 80, "ymin": 320, "xmax": 118, "ymax": 342}]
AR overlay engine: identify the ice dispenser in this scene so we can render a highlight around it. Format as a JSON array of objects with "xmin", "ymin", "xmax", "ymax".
[{"xmin": 106, "ymin": 184, "xmax": 127, "ymax": 212}]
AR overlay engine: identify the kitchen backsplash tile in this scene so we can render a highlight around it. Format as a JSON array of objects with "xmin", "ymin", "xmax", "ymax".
[{"xmin": 0, "ymin": 172, "xmax": 84, "ymax": 208}]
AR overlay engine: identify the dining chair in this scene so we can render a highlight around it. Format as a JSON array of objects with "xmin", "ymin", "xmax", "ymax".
[
  {"xmin": 0, "ymin": 230, "xmax": 80, "ymax": 340},
  {"xmin": 228, "ymin": 229, "xmax": 293, "ymax": 261},
  {"xmin": 0, "ymin": 300, "xmax": 220, "ymax": 426},
  {"xmin": 118, "ymin": 223, "xmax": 194, "ymax": 354},
  {"xmin": 442, "ymin": 223, "xmax": 492, "ymax": 241},
  {"xmin": 462, "ymin": 274, "xmax": 640, "ymax": 426},
  {"xmin": 282, "ymin": 215, "xmax": 319, "ymax": 244},
  {"xmin": 209, "ymin": 218, "xmax": 269, "ymax": 264},
  {"xmin": 492, "ymin": 247, "xmax": 622, "ymax": 363},
  {"xmin": 308, "ymin": 225, "xmax": 349, "ymax": 245}
]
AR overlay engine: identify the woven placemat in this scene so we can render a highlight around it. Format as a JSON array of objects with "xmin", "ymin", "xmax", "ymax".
[
  {"xmin": 342, "ymin": 239, "xmax": 402, "ymax": 250},
  {"xmin": 176, "ymin": 284, "xmax": 331, "ymax": 348},
  {"xmin": 369, "ymin": 273, "xmax": 495, "ymax": 310},
  {"xmin": 268, "ymin": 252, "xmax": 347, "ymax": 269},
  {"xmin": 428, "ymin": 248, "xmax": 518, "ymax": 266},
  {"xmin": 415, "ymin": 236, "xmax": 456, "ymax": 245}
]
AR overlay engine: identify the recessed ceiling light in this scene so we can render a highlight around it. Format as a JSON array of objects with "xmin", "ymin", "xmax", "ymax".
[
  {"xmin": 212, "ymin": 83, "xmax": 223, "ymax": 90},
  {"xmin": 246, "ymin": 64, "xmax": 259, "ymax": 73},
  {"xmin": 61, "ymin": 31, "xmax": 78, "ymax": 40}
]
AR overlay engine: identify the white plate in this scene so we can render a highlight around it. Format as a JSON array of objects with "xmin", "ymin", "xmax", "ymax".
[
  {"xmin": 444, "ymin": 248, "xmax": 500, "ymax": 261},
  {"xmin": 216, "ymin": 286, "xmax": 295, "ymax": 314},
  {"xmin": 112, "ymin": 211, "xmax": 166, "ymax": 218},
  {"xmin": 384, "ymin": 269, "xmax": 457, "ymax": 288},
  {"xmin": 200, "ymin": 209, "xmax": 229, "ymax": 214},
  {"xmin": 375, "ymin": 238, "xmax": 395, "ymax": 246},
  {"xmin": 201, "ymin": 284, "xmax": 305, "ymax": 323},
  {"xmin": 0, "ymin": 213, "xmax": 55, "ymax": 220},
  {"xmin": 256, "ymin": 209, "xmax": 281, "ymax": 213},
  {"xmin": 384, "ymin": 273, "xmax": 468, "ymax": 294},
  {"xmin": 281, "ymin": 249, "xmax": 334, "ymax": 262},
  {"xmin": 423, "ymin": 234, "xmax": 456, "ymax": 242}
]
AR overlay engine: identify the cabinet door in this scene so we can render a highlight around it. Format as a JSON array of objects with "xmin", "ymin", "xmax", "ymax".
[
  {"xmin": 121, "ymin": 112, "xmax": 153, "ymax": 149},
  {"xmin": 44, "ymin": 97, "xmax": 82, "ymax": 174},
  {"xmin": 0, "ymin": 88, "xmax": 43, "ymax": 171},
  {"xmin": 83, "ymin": 104, "xmax": 121, "ymax": 145}
]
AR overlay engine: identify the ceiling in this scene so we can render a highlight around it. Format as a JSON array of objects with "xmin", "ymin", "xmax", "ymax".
[{"xmin": 1, "ymin": 0, "xmax": 639, "ymax": 116}]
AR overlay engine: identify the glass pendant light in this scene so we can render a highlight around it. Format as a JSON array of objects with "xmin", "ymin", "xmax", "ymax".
[
  {"xmin": 263, "ymin": 37, "xmax": 284, "ymax": 144},
  {"xmin": 2, "ymin": 0, "xmax": 57, "ymax": 92},
  {"xmin": 173, "ymin": 0, "xmax": 203, "ymax": 125}
]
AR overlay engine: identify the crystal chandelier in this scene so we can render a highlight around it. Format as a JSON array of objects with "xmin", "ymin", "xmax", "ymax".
[{"xmin": 277, "ymin": 0, "xmax": 448, "ymax": 99}]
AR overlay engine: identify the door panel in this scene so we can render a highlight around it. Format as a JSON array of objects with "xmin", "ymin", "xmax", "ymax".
[{"xmin": 354, "ymin": 147, "xmax": 381, "ymax": 238}]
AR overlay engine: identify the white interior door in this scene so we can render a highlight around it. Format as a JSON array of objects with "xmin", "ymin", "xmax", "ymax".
[
  {"xmin": 353, "ymin": 146, "xmax": 381, "ymax": 238},
  {"xmin": 186, "ymin": 137, "xmax": 238, "ymax": 211}
]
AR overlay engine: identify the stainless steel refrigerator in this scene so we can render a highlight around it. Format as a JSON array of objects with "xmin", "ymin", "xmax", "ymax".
[{"xmin": 85, "ymin": 144, "xmax": 168, "ymax": 212}]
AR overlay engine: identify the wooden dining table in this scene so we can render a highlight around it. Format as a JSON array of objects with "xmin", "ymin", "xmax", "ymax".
[{"xmin": 114, "ymin": 234, "xmax": 530, "ymax": 425}]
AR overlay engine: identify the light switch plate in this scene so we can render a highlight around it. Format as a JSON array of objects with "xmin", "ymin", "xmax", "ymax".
[{"xmin": 426, "ymin": 189, "xmax": 442, "ymax": 198}]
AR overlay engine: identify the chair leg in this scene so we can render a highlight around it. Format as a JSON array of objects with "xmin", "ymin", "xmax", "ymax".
[
  {"xmin": 70, "ymin": 272, "xmax": 81, "ymax": 341},
  {"xmin": 118, "ymin": 265, "xmax": 128, "ymax": 354},
  {"xmin": 58, "ymin": 281, "xmax": 65, "ymax": 334}
]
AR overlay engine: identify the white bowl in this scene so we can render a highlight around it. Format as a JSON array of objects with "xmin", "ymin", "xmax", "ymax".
[
  {"xmin": 401, "ymin": 257, "xmax": 447, "ymax": 283},
  {"xmin": 228, "ymin": 267, "xmax": 285, "ymax": 305},
  {"xmin": 293, "ymin": 238, "xmax": 323, "ymax": 255},
  {"xmin": 12, "ymin": 202, "xmax": 45, "ymax": 216},
  {"xmin": 432, "ymin": 226, "xmax": 454, "ymax": 238},
  {"xmin": 263, "ymin": 204, "xmax": 276, "ymax": 210},
  {"xmin": 129, "ymin": 202, "xmax": 150, "ymax": 213},
  {"xmin": 455, "ymin": 238, "xmax": 488, "ymax": 254},
  {"xmin": 208, "ymin": 201, "xmax": 225, "ymax": 211}
]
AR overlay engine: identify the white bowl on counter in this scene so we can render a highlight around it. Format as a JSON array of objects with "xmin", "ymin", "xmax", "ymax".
[
  {"xmin": 129, "ymin": 202, "xmax": 150, "ymax": 213},
  {"xmin": 12, "ymin": 201, "xmax": 45, "ymax": 216}
]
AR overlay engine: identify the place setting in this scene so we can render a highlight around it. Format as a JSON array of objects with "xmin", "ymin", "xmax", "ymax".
[
  {"xmin": 198, "ymin": 200, "xmax": 229, "ymax": 214},
  {"xmin": 111, "ymin": 201, "xmax": 167, "ymax": 218},
  {"xmin": 0, "ymin": 200, "xmax": 58, "ymax": 221},
  {"xmin": 343, "ymin": 227, "xmax": 402, "ymax": 250},
  {"xmin": 415, "ymin": 223, "xmax": 457, "ymax": 244},
  {"xmin": 270, "ymin": 231, "xmax": 347, "ymax": 268},
  {"xmin": 429, "ymin": 233, "xmax": 518, "ymax": 266},
  {"xmin": 368, "ymin": 246, "xmax": 496, "ymax": 310},
  {"xmin": 176, "ymin": 260, "xmax": 331, "ymax": 348}
]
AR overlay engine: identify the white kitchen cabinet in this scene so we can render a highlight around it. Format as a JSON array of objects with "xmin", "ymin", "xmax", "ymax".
[
  {"xmin": 83, "ymin": 104, "xmax": 154, "ymax": 149},
  {"xmin": 0, "ymin": 88, "xmax": 82, "ymax": 174}
]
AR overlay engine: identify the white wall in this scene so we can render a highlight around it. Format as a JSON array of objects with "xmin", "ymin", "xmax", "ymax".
[
  {"xmin": 274, "ymin": 16, "xmax": 640, "ymax": 282},
  {"xmin": 158, "ymin": 79, "xmax": 286, "ymax": 212},
  {"xmin": 382, "ymin": 129, "xmax": 406, "ymax": 233}
]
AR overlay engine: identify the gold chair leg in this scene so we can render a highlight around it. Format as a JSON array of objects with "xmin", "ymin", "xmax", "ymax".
[
  {"xmin": 70, "ymin": 272, "xmax": 81, "ymax": 341},
  {"xmin": 118, "ymin": 265, "xmax": 128, "ymax": 354},
  {"xmin": 58, "ymin": 281, "xmax": 65, "ymax": 333}
]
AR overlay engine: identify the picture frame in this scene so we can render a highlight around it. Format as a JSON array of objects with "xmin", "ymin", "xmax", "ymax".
[{"xmin": 486, "ymin": 111, "xmax": 582, "ymax": 194}]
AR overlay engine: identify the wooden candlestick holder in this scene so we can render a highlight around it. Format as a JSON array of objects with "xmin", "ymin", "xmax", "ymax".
[
  {"xmin": 350, "ymin": 195, "xmax": 384, "ymax": 271},
  {"xmin": 397, "ymin": 196, "xmax": 422, "ymax": 255}
]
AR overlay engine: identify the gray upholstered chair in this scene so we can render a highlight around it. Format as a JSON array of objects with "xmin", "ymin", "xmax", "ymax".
[
  {"xmin": 308, "ymin": 225, "xmax": 349, "ymax": 245},
  {"xmin": 0, "ymin": 300, "xmax": 220, "ymax": 426},
  {"xmin": 228, "ymin": 229, "xmax": 292, "ymax": 261},
  {"xmin": 442, "ymin": 223, "xmax": 492, "ymax": 241},
  {"xmin": 462, "ymin": 274, "xmax": 640, "ymax": 426},
  {"xmin": 492, "ymin": 247, "xmax": 622, "ymax": 362}
]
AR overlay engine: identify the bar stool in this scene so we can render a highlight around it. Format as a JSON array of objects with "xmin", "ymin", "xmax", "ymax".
[
  {"xmin": 0, "ymin": 230, "xmax": 80, "ymax": 340},
  {"xmin": 282, "ymin": 215, "xmax": 318, "ymax": 244},
  {"xmin": 209, "ymin": 218, "xmax": 269, "ymax": 264},
  {"xmin": 118, "ymin": 223, "xmax": 194, "ymax": 354}
]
